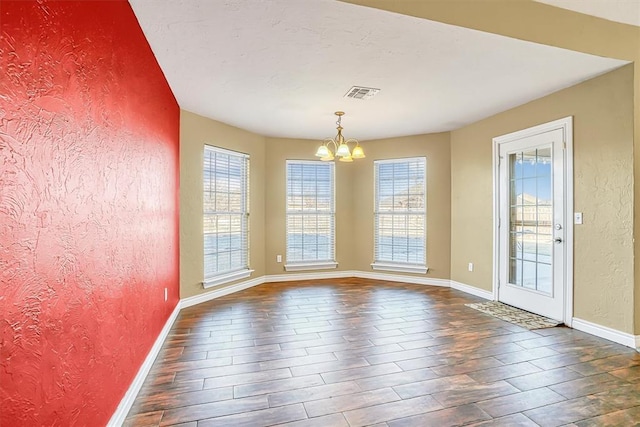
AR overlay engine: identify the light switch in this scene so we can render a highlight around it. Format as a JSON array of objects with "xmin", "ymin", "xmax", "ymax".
[{"xmin": 574, "ymin": 212, "xmax": 583, "ymax": 225}]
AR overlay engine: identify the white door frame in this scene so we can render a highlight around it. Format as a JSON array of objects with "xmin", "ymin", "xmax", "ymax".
[{"xmin": 492, "ymin": 117, "xmax": 574, "ymax": 326}]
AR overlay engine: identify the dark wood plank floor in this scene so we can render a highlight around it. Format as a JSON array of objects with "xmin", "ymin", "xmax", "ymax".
[{"xmin": 124, "ymin": 278, "xmax": 640, "ymax": 427}]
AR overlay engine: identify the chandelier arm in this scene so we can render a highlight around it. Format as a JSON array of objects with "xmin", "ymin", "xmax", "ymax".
[{"xmin": 323, "ymin": 138, "xmax": 339, "ymax": 149}]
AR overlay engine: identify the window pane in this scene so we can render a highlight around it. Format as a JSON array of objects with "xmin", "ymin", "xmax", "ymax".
[
  {"xmin": 374, "ymin": 158, "xmax": 426, "ymax": 266},
  {"xmin": 508, "ymin": 147, "xmax": 553, "ymax": 294},
  {"xmin": 286, "ymin": 161, "xmax": 335, "ymax": 263},
  {"xmin": 203, "ymin": 146, "xmax": 249, "ymax": 278}
]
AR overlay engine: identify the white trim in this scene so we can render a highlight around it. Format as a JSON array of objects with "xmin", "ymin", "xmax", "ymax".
[
  {"xmin": 184, "ymin": 276, "xmax": 265, "ymax": 309},
  {"xmin": 284, "ymin": 261, "xmax": 338, "ymax": 272},
  {"xmin": 564, "ymin": 119, "xmax": 574, "ymax": 327},
  {"xmin": 572, "ymin": 318, "xmax": 639, "ymax": 350},
  {"xmin": 492, "ymin": 116, "xmax": 574, "ymax": 324},
  {"xmin": 266, "ymin": 270, "xmax": 354, "ymax": 283},
  {"xmin": 371, "ymin": 262, "xmax": 428, "ymax": 274},
  {"xmin": 203, "ymin": 269, "xmax": 254, "ymax": 289},
  {"xmin": 353, "ymin": 270, "xmax": 448, "ymax": 287},
  {"xmin": 107, "ymin": 303, "xmax": 180, "ymax": 427},
  {"xmin": 493, "ymin": 117, "xmax": 573, "ymax": 144},
  {"xmin": 450, "ymin": 280, "xmax": 493, "ymax": 300},
  {"xmin": 373, "ymin": 157, "xmax": 428, "ymax": 164},
  {"xmin": 492, "ymin": 132, "xmax": 500, "ymax": 302},
  {"xmin": 204, "ymin": 144, "xmax": 249, "ymax": 158}
]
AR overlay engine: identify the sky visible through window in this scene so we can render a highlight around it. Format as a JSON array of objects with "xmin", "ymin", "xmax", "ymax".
[{"xmin": 509, "ymin": 148, "xmax": 553, "ymax": 294}]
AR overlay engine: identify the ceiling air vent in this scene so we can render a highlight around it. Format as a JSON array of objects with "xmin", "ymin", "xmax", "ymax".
[{"xmin": 344, "ymin": 86, "xmax": 380, "ymax": 100}]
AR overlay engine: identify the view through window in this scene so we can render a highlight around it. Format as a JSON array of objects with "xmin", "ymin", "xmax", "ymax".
[
  {"xmin": 374, "ymin": 157, "xmax": 426, "ymax": 270},
  {"xmin": 286, "ymin": 161, "xmax": 335, "ymax": 267},
  {"xmin": 203, "ymin": 146, "xmax": 249, "ymax": 280}
]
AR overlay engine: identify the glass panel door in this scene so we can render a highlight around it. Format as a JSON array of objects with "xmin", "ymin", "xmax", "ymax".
[{"xmin": 497, "ymin": 122, "xmax": 568, "ymax": 322}]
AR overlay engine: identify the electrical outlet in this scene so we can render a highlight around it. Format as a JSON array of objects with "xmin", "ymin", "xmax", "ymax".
[
  {"xmin": 164, "ymin": 288, "xmax": 168, "ymax": 302},
  {"xmin": 276, "ymin": 255, "xmax": 282, "ymax": 263},
  {"xmin": 468, "ymin": 263, "xmax": 474, "ymax": 272}
]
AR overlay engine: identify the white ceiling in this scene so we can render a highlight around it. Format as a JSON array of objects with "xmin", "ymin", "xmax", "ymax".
[
  {"xmin": 534, "ymin": 0, "xmax": 640, "ymax": 27},
  {"xmin": 129, "ymin": 0, "xmax": 629, "ymax": 141}
]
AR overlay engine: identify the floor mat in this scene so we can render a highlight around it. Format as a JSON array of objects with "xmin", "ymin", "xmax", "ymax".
[{"xmin": 465, "ymin": 301, "xmax": 562, "ymax": 330}]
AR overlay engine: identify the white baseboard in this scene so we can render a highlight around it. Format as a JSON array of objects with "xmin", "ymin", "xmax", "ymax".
[
  {"xmin": 572, "ymin": 317, "xmax": 639, "ymax": 350},
  {"xmin": 353, "ymin": 270, "xmax": 450, "ymax": 287},
  {"xmin": 450, "ymin": 280, "xmax": 493, "ymax": 300},
  {"xmin": 181, "ymin": 276, "xmax": 266, "ymax": 309},
  {"xmin": 265, "ymin": 270, "xmax": 450, "ymax": 287},
  {"xmin": 107, "ymin": 303, "xmax": 181, "ymax": 426},
  {"xmin": 265, "ymin": 270, "xmax": 355, "ymax": 283}
]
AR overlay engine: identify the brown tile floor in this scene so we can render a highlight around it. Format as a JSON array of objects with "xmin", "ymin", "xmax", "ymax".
[{"xmin": 124, "ymin": 278, "xmax": 640, "ymax": 427}]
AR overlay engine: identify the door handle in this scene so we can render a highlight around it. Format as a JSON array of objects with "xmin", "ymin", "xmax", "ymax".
[{"xmin": 554, "ymin": 238, "xmax": 563, "ymax": 243}]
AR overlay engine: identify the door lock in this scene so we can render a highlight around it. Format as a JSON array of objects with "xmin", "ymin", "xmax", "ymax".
[{"xmin": 554, "ymin": 238, "xmax": 563, "ymax": 243}]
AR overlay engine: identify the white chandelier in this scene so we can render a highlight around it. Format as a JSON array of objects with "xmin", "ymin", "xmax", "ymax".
[{"xmin": 315, "ymin": 111, "xmax": 365, "ymax": 162}]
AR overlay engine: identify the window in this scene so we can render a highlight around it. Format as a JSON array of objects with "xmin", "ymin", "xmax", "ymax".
[
  {"xmin": 373, "ymin": 157, "xmax": 427, "ymax": 274},
  {"xmin": 285, "ymin": 161, "xmax": 337, "ymax": 271},
  {"xmin": 203, "ymin": 145, "xmax": 251, "ymax": 287}
]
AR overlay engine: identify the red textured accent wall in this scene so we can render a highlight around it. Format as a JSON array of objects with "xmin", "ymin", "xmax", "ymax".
[{"xmin": 0, "ymin": 1, "xmax": 180, "ymax": 425}]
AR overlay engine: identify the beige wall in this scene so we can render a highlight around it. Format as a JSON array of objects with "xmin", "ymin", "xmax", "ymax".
[
  {"xmin": 351, "ymin": 134, "xmax": 452, "ymax": 279},
  {"xmin": 342, "ymin": 0, "xmax": 640, "ymax": 345},
  {"xmin": 179, "ymin": 2, "xmax": 640, "ymax": 334},
  {"xmin": 451, "ymin": 65, "xmax": 635, "ymax": 332},
  {"xmin": 181, "ymin": 67, "xmax": 634, "ymax": 332},
  {"xmin": 180, "ymin": 117, "xmax": 450, "ymax": 292},
  {"xmin": 264, "ymin": 138, "xmax": 356, "ymax": 275},
  {"xmin": 180, "ymin": 110, "xmax": 266, "ymax": 298},
  {"xmin": 262, "ymin": 134, "xmax": 450, "ymax": 279}
]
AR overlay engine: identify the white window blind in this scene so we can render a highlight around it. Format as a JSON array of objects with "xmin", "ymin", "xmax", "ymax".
[
  {"xmin": 286, "ymin": 161, "xmax": 336, "ymax": 269},
  {"xmin": 203, "ymin": 145, "xmax": 250, "ymax": 283},
  {"xmin": 373, "ymin": 157, "xmax": 427, "ymax": 273}
]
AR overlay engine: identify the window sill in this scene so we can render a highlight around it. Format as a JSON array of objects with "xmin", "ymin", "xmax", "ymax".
[
  {"xmin": 284, "ymin": 262, "xmax": 338, "ymax": 272},
  {"xmin": 203, "ymin": 269, "xmax": 254, "ymax": 289},
  {"xmin": 370, "ymin": 263, "xmax": 429, "ymax": 274}
]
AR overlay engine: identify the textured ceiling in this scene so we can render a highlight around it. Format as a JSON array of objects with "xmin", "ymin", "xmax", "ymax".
[
  {"xmin": 534, "ymin": 0, "xmax": 640, "ymax": 27},
  {"xmin": 129, "ymin": 0, "xmax": 629, "ymax": 141}
]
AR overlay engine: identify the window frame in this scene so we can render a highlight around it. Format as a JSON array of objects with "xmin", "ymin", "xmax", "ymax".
[
  {"xmin": 372, "ymin": 157, "xmax": 428, "ymax": 274},
  {"xmin": 203, "ymin": 145, "xmax": 253, "ymax": 288},
  {"xmin": 285, "ymin": 160, "xmax": 337, "ymax": 271}
]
